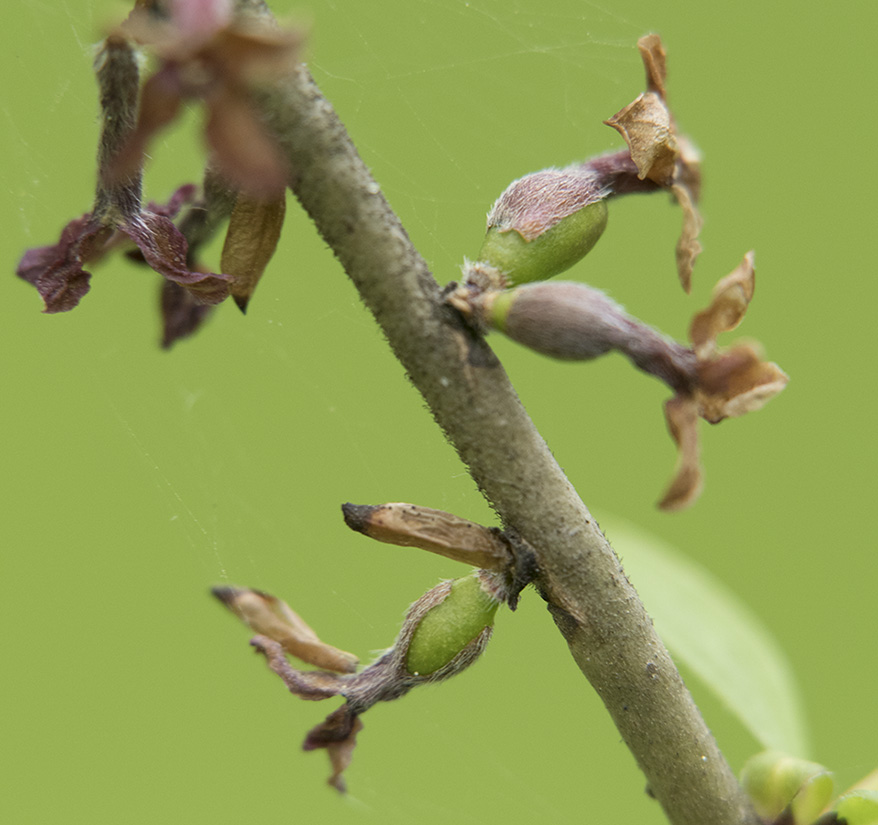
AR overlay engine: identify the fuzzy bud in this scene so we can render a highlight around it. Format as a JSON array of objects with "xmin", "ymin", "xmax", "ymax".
[
  {"xmin": 477, "ymin": 169, "xmax": 609, "ymax": 288},
  {"xmin": 404, "ymin": 572, "xmax": 500, "ymax": 676},
  {"xmin": 477, "ymin": 281, "xmax": 696, "ymax": 393}
]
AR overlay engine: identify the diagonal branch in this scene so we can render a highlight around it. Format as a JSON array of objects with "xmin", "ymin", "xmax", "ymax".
[{"xmin": 247, "ymin": 35, "xmax": 761, "ymax": 825}]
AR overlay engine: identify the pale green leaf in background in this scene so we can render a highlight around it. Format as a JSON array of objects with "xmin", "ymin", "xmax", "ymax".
[{"xmin": 605, "ymin": 519, "xmax": 810, "ymax": 757}]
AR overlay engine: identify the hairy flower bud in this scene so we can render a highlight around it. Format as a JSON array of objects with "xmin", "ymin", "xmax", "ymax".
[{"xmin": 477, "ymin": 170, "xmax": 609, "ymax": 288}]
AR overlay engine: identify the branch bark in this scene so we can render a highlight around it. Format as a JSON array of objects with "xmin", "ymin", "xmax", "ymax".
[{"xmin": 250, "ymin": 28, "xmax": 762, "ymax": 825}]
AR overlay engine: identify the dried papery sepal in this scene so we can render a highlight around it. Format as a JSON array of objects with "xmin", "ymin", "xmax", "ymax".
[
  {"xmin": 658, "ymin": 395, "xmax": 703, "ymax": 511},
  {"xmin": 456, "ymin": 252, "xmax": 787, "ymax": 510},
  {"xmin": 341, "ymin": 502, "xmax": 512, "ymax": 572},
  {"xmin": 690, "ymin": 251, "xmax": 755, "ymax": 356},
  {"xmin": 689, "ymin": 252, "xmax": 788, "ymax": 424},
  {"xmin": 604, "ymin": 33, "xmax": 703, "ymax": 291},
  {"xmin": 217, "ymin": 571, "xmax": 499, "ymax": 791},
  {"xmin": 212, "ymin": 585, "xmax": 358, "ymax": 672}
]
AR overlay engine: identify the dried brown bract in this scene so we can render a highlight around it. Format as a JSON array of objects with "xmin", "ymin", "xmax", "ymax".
[
  {"xmin": 605, "ymin": 34, "xmax": 703, "ymax": 291},
  {"xmin": 455, "ymin": 252, "xmax": 787, "ymax": 510},
  {"xmin": 659, "ymin": 252, "xmax": 789, "ymax": 509},
  {"xmin": 215, "ymin": 571, "xmax": 501, "ymax": 792},
  {"xmin": 213, "ymin": 585, "xmax": 359, "ymax": 673}
]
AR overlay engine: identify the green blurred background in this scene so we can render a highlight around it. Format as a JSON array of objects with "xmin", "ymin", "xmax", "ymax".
[{"xmin": 2, "ymin": 1, "xmax": 874, "ymax": 823}]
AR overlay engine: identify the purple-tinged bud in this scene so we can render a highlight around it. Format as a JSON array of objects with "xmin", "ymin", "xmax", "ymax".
[
  {"xmin": 477, "ymin": 169, "xmax": 609, "ymax": 287},
  {"xmin": 479, "ymin": 281, "xmax": 696, "ymax": 394}
]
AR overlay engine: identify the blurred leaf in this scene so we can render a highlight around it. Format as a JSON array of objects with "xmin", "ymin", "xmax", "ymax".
[{"xmin": 605, "ymin": 519, "xmax": 809, "ymax": 756}]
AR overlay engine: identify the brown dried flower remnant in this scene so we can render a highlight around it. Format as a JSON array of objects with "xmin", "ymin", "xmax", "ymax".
[
  {"xmin": 342, "ymin": 501, "xmax": 538, "ymax": 609},
  {"xmin": 214, "ymin": 571, "xmax": 503, "ymax": 792},
  {"xmin": 604, "ymin": 34, "xmax": 703, "ymax": 291},
  {"xmin": 660, "ymin": 252, "xmax": 788, "ymax": 509},
  {"xmin": 213, "ymin": 586, "xmax": 359, "ymax": 673},
  {"xmin": 454, "ymin": 252, "xmax": 787, "ymax": 509}
]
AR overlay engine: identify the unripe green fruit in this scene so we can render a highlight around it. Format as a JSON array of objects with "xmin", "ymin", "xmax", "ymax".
[
  {"xmin": 405, "ymin": 574, "xmax": 499, "ymax": 677},
  {"xmin": 478, "ymin": 199, "xmax": 608, "ymax": 287}
]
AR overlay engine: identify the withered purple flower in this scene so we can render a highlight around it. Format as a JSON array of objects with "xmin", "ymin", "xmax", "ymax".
[
  {"xmin": 16, "ymin": 36, "xmax": 231, "ymax": 315},
  {"xmin": 114, "ymin": 0, "xmax": 299, "ymax": 196},
  {"xmin": 16, "ymin": 1, "xmax": 299, "ymax": 343}
]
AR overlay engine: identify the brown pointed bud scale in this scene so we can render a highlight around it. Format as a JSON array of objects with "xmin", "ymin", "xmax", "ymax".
[
  {"xmin": 404, "ymin": 573, "xmax": 499, "ymax": 677},
  {"xmin": 220, "ymin": 190, "xmax": 286, "ymax": 312},
  {"xmin": 212, "ymin": 585, "xmax": 358, "ymax": 673},
  {"xmin": 341, "ymin": 502, "xmax": 512, "ymax": 572}
]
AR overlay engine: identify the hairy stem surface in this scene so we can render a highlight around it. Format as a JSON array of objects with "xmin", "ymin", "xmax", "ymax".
[{"xmin": 250, "ymin": 38, "xmax": 760, "ymax": 825}]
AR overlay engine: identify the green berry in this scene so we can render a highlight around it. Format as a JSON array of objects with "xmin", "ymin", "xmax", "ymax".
[
  {"xmin": 478, "ymin": 199, "xmax": 607, "ymax": 287},
  {"xmin": 405, "ymin": 573, "xmax": 499, "ymax": 677}
]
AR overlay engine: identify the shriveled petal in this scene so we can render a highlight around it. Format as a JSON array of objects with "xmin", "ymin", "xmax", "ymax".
[
  {"xmin": 220, "ymin": 191, "xmax": 286, "ymax": 312},
  {"xmin": 605, "ymin": 91, "xmax": 677, "ymax": 187},
  {"xmin": 159, "ymin": 280, "xmax": 215, "ymax": 349},
  {"xmin": 213, "ymin": 586, "xmax": 358, "ymax": 673},
  {"xmin": 16, "ymin": 216, "xmax": 112, "ymax": 313},
  {"xmin": 659, "ymin": 395, "xmax": 703, "ymax": 511},
  {"xmin": 303, "ymin": 706, "xmax": 364, "ymax": 793},
  {"xmin": 696, "ymin": 345, "xmax": 789, "ymax": 424},
  {"xmin": 638, "ymin": 33, "xmax": 668, "ymax": 98},
  {"xmin": 671, "ymin": 182, "xmax": 703, "ymax": 294},
  {"xmin": 120, "ymin": 211, "xmax": 231, "ymax": 304},
  {"xmin": 204, "ymin": 87, "xmax": 290, "ymax": 196},
  {"xmin": 690, "ymin": 251, "xmax": 756, "ymax": 358}
]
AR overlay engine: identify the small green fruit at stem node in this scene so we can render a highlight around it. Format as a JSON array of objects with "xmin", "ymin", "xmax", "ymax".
[
  {"xmin": 478, "ymin": 198, "xmax": 608, "ymax": 287},
  {"xmin": 405, "ymin": 573, "xmax": 499, "ymax": 676}
]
